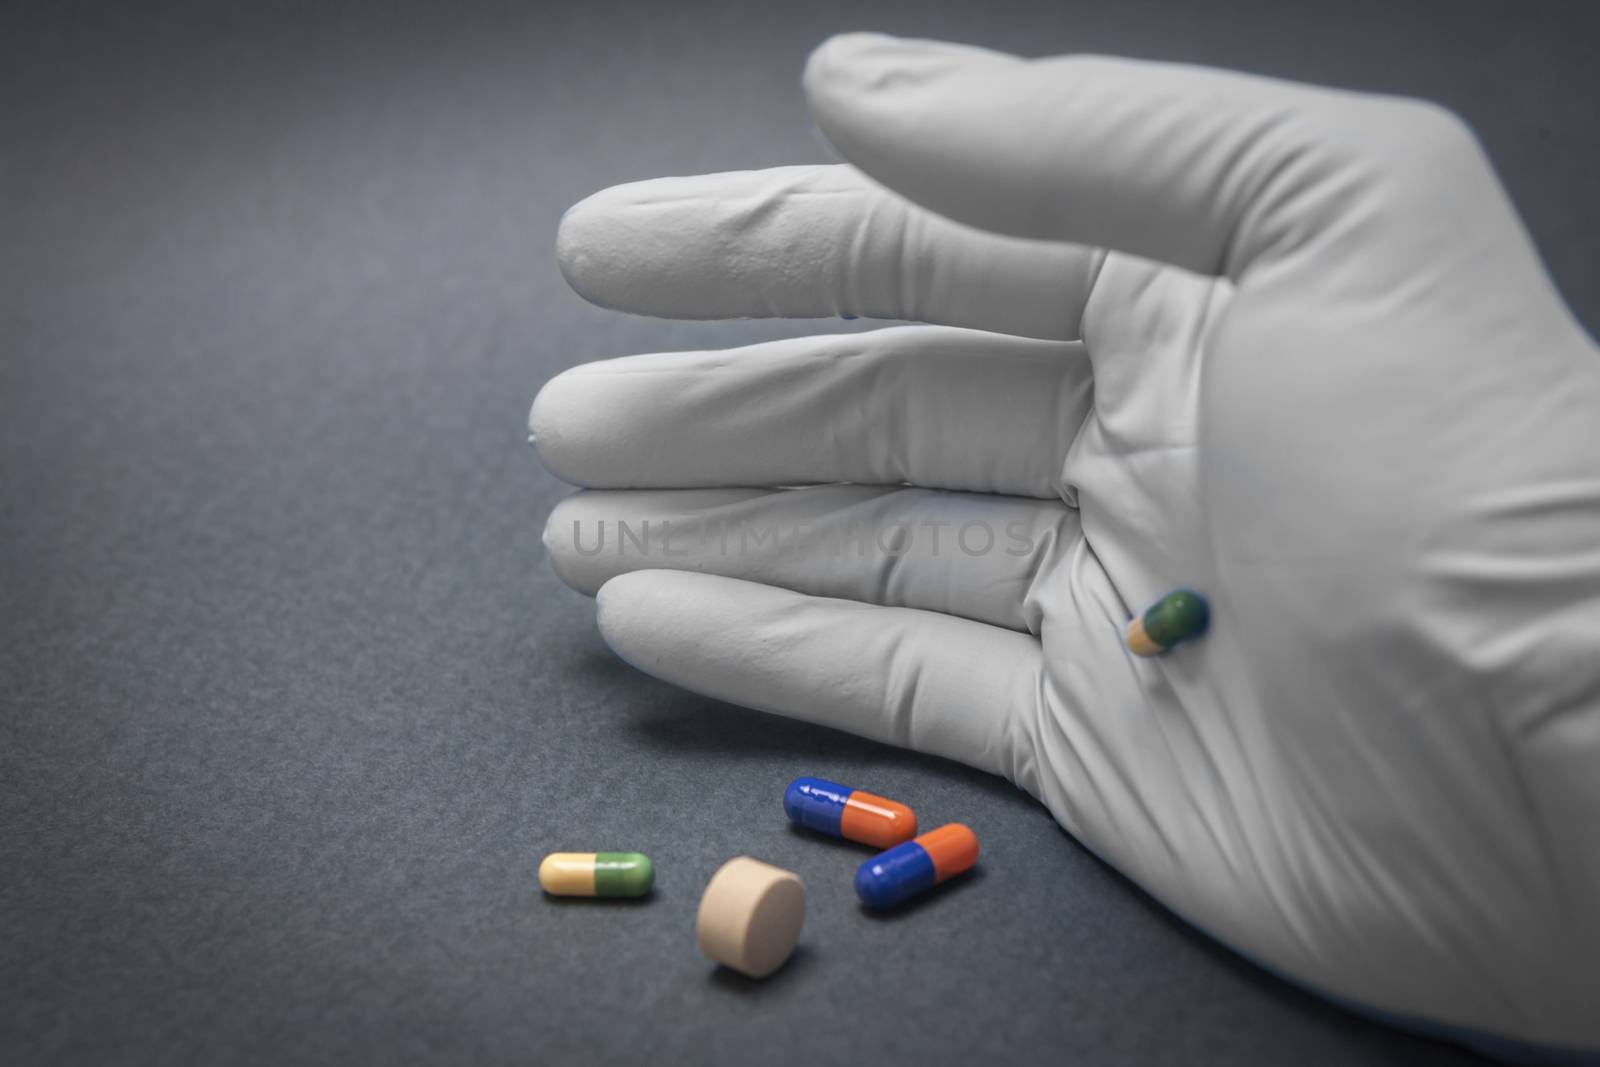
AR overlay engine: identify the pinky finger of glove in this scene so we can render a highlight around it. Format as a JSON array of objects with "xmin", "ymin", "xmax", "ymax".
[{"xmin": 596, "ymin": 569, "xmax": 1044, "ymax": 786}]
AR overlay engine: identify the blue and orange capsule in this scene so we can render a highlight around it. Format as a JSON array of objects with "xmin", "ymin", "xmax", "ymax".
[
  {"xmin": 855, "ymin": 823, "xmax": 980, "ymax": 909},
  {"xmin": 784, "ymin": 776, "xmax": 918, "ymax": 849}
]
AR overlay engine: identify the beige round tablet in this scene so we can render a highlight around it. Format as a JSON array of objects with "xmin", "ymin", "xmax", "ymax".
[{"xmin": 696, "ymin": 857, "xmax": 806, "ymax": 979}]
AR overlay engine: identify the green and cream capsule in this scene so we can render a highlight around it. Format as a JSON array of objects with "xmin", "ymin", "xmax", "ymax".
[
  {"xmin": 1126, "ymin": 588, "xmax": 1210, "ymax": 657},
  {"xmin": 539, "ymin": 852, "xmax": 655, "ymax": 897}
]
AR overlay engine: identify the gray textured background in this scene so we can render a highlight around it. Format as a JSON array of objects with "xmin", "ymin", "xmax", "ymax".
[{"xmin": 3, "ymin": 1, "xmax": 1596, "ymax": 1064}]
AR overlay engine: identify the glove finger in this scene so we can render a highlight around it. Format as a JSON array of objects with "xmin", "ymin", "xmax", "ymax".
[
  {"xmin": 557, "ymin": 163, "xmax": 1102, "ymax": 340},
  {"xmin": 546, "ymin": 484, "xmax": 1078, "ymax": 633},
  {"xmin": 532, "ymin": 324, "xmax": 1091, "ymax": 499},
  {"xmin": 595, "ymin": 569, "xmax": 1045, "ymax": 783},
  {"xmin": 804, "ymin": 33, "xmax": 1385, "ymax": 279}
]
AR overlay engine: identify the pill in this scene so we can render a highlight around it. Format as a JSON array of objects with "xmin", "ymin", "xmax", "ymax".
[
  {"xmin": 1125, "ymin": 588, "xmax": 1210, "ymax": 657},
  {"xmin": 696, "ymin": 857, "xmax": 806, "ymax": 979},
  {"xmin": 538, "ymin": 852, "xmax": 654, "ymax": 898},
  {"xmin": 783, "ymin": 776, "xmax": 917, "ymax": 849},
  {"xmin": 855, "ymin": 823, "xmax": 980, "ymax": 910}
]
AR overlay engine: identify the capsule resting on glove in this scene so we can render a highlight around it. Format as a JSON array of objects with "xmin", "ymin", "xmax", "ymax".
[{"xmin": 1125, "ymin": 588, "xmax": 1210, "ymax": 657}]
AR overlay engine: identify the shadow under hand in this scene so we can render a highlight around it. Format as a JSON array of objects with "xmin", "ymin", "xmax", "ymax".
[
  {"xmin": 1050, "ymin": 826, "xmax": 1479, "ymax": 1064},
  {"xmin": 616, "ymin": 679, "xmax": 1039, "ymax": 815}
]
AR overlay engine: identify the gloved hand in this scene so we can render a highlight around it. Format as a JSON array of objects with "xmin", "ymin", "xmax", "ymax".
[{"xmin": 532, "ymin": 33, "xmax": 1600, "ymax": 1058}]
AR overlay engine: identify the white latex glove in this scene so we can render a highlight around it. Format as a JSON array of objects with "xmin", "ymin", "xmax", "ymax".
[{"xmin": 532, "ymin": 33, "xmax": 1600, "ymax": 1058}]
